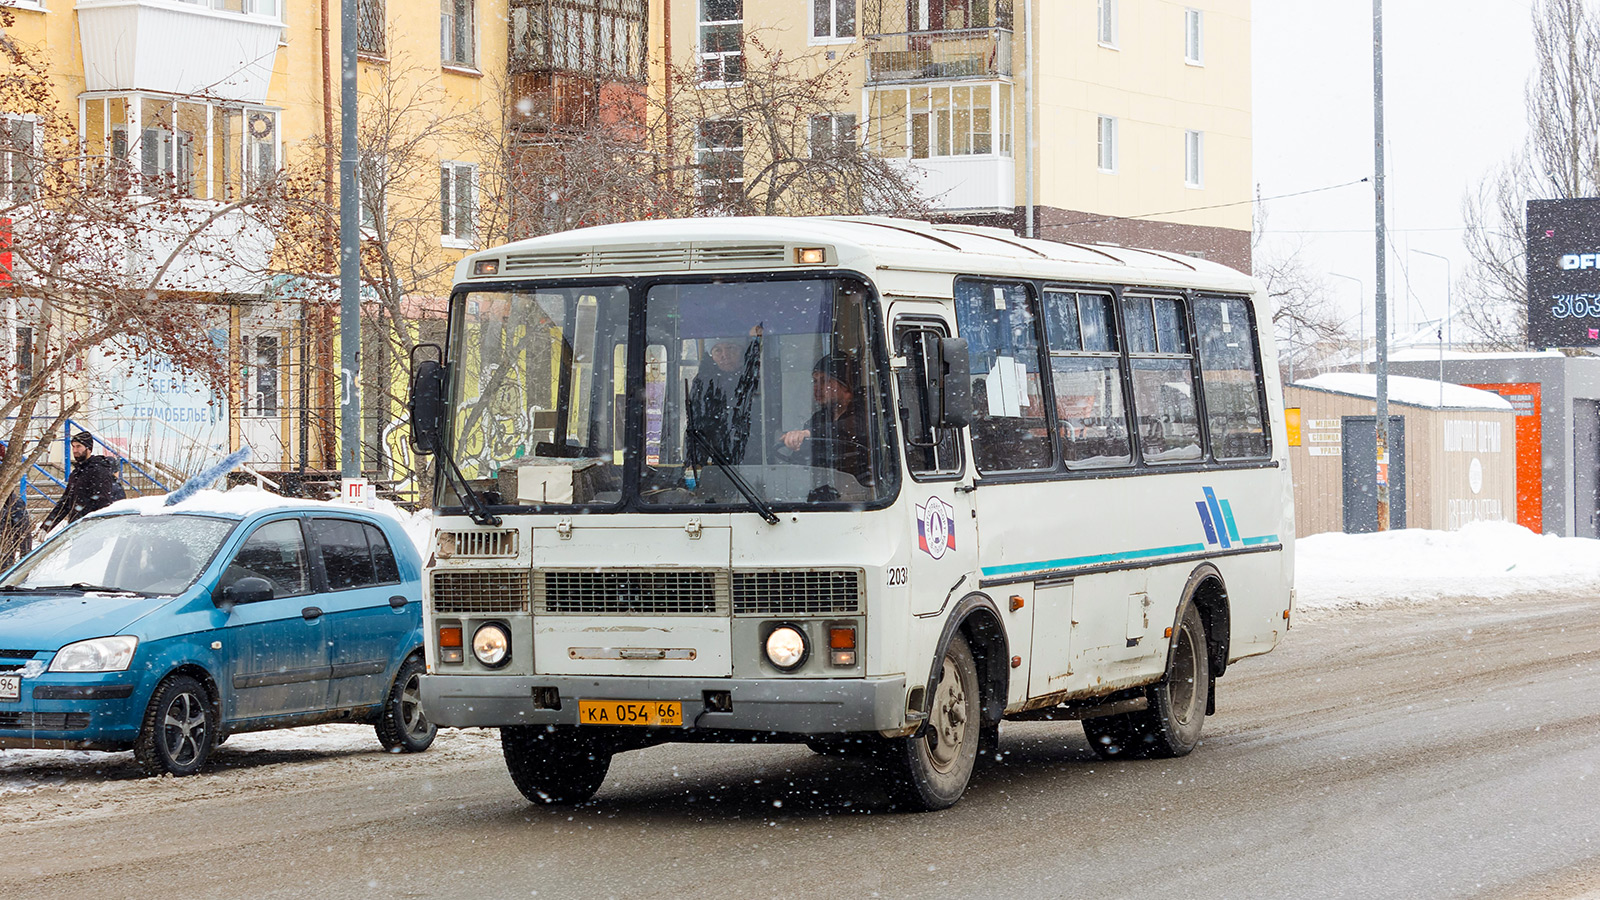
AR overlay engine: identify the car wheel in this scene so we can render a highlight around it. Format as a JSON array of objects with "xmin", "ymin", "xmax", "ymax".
[
  {"xmin": 501, "ymin": 725, "xmax": 612, "ymax": 804},
  {"xmin": 881, "ymin": 632, "xmax": 981, "ymax": 811},
  {"xmin": 376, "ymin": 655, "xmax": 436, "ymax": 753},
  {"xmin": 134, "ymin": 674, "xmax": 215, "ymax": 777},
  {"xmin": 1084, "ymin": 603, "xmax": 1211, "ymax": 760}
]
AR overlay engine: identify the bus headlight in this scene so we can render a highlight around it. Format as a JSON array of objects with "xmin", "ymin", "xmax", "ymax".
[
  {"xmin": 472, "ymin": 623, "xmax": 511, "ymax": 668},
  {"xmin": 764, "ymin": 625, "xmax": 808, "ymax": 671}
]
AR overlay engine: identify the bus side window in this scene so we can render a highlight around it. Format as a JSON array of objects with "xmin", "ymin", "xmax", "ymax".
[
  {"xmin": 895, "ymin": 324, "xmax": 962, "ymax": 477},
  {"xmin": 1126, "ymin": 295, "xmax": 1203, "ymax": 464},
  {"xmin": 1043, "ymin": 290, "xmax": 1132, "ymax": 468},
  {"xmin": 1193, "ymin": 295, "xmax": 1270, "ymax": 459},
  {"xmin": 953, "ymin": 280, "xmax": 1053, "ymax": 473}
]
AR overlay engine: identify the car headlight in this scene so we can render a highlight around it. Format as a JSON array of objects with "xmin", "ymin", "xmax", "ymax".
[
  {"xmin": 764, "ymin": 625, "xmax": 808, "ymax": 671},
  {"xmin": 472, "ymin": 623, "xmax": 510, "ymax": 668},
  {"xmin": 48, "ymin": 636, "xmax": 139, "ymax": 673}
]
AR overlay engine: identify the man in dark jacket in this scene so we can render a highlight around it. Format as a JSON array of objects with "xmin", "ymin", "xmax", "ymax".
[
  {"xmin": 40, "ymin": 432, "xmax": 125, "ymax": 533},
  {"xmin": 1, "ymin": 441, "xmax": 31, "ymax": 568}
]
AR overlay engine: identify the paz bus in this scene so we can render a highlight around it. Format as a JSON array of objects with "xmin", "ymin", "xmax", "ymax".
[{"xmin": 410, "ymin": 215, "xmax": 1294, "ymax": 811}]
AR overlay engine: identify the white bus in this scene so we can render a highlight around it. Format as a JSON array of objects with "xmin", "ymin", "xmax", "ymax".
[{"xmin": 412, "ymin": 216, "xmax": 1295, "ymax": 811}]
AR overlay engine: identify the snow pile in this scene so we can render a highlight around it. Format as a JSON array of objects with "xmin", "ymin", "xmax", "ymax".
[
  {"xmin": 1295, "ymin": 520, "xmax": 1600, "ymax": 611},
  {"xmin": 1294, "ymin": 372, "xmax": 1513, "ymax": 410},
  {"xmin": 101, "ymin": 487, "xmax": 433, "ymax": 555}
]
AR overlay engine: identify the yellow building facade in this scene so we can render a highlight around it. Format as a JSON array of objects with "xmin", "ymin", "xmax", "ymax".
[{"xmin": 661, "ymin": 0, "xmax": 1252, "ymax": 268}]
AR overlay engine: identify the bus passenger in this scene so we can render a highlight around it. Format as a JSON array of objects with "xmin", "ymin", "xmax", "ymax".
[{"xmin": 781, "ymin": 352, "xmax": 871, "ymax": 483}]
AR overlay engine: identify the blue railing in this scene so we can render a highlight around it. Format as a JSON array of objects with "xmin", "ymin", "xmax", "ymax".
[{"xmin": 62, "ymin": 419, "xmax": 171, "ymax": 496}]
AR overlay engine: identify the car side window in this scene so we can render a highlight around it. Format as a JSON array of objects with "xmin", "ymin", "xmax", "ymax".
[
  {"xmin": 366, "ymin": 524, "xmax": 402, "ymax": 584},
  {"xmin": 220, "ymin": 519, "xmax": 311, "ymax": 600},
  {"xmin": 310, "ymin": 518, "xmax": 401, "ymax": 589}
]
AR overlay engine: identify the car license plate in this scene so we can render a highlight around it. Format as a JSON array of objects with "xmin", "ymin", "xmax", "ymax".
[
  {"xmin": 577, "ymin": 700, "xmax": 682, "ymax": 727},
  {"xmin": 0, "ymin": 674, "xmax": 19, "ymax": 702}
]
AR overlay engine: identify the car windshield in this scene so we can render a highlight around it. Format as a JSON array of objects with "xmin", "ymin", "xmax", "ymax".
[{"xmin": 0, "ymin": 514, "xmax": 236, "ymax": 596}]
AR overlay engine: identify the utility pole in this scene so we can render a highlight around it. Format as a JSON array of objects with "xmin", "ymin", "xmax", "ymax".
[
  {"xmin": 1372, "ymin": 0, "xmax": 1391, "ymax": 531},
  {"xmin": 339, "ymin": 0, "xmax": 360, "ymax": 479}
]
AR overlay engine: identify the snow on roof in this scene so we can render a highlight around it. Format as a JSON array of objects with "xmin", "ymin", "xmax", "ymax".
[
  {"xmin": 1386, "ymin": 348, "xmax": 1568, "ymax": 363},
  {"xmin": 1292, "ymin": 372, "xmax": 1513, "ymax": 411},
  {"xmin": 97, "ymin": 487, "xmax": 432, "ymax": 554}
]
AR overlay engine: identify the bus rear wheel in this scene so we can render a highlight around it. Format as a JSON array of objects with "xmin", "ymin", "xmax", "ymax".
[
  {"xmin": 1084, "ymin": 603, "xmax": 1211, "ymax": 760},
  {"xmin": 882, "ymin": 633, "xmax": 981, "ymax": 811},
  {"xmin": 501, "ymin": 725, "xmax": 613, "ymax": 804}
]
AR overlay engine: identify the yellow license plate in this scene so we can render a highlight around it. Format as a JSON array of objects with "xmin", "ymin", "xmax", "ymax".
[{"xmin": 577, "ymin": 700, "xmax": 683, "ymax": 727}]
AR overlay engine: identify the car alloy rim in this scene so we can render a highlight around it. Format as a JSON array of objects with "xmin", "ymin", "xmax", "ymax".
[
  {"xmin": 401, "ymin": 672, "xmax": 427, "ymax": 738},
  {"xmin": 163, "ymin": 691, "xmax": 207, "ymax": 766}
]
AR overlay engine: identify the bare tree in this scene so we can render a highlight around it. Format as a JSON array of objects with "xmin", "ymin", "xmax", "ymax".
[
  {"xmin": 1459, "ymin": 0, "xmax": 1600, "ymax": 347},
  {"xmin": 1253, "ymin": 205, "xmax": 1351, "ymax": 380},
  {"xmin": 0, "ymin": 15, "xmax": 281, "ymax": 554}
]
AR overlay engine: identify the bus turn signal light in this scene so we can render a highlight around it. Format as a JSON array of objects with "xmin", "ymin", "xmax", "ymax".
[
  {"xmin": 439, "ymin": 625, "xmax": 464, "ymax": 663},
  {"xmin": 829, "ymin": 626, "xmax": 856, "ymax": 667},
  {"xmin": 795, "ymin": 247, "xmax": 826, "ymax": 265}
]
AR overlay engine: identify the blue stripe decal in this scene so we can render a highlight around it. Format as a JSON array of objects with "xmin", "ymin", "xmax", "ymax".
[
  {"xmin": 981, "ymin": 543, "xmax": 1209, "ymax": 578},
  {"xmin": 1203, "ymin": 487, "xmax": 1231, "ymax": 548},
  {"xmin": 1219, "ymin": 499, "xmax": 1241, "ymax": 543},
  {"xmin": 1195, "ymin": 501, "xmax": 1219, "ymax": 544},
  {"xmin": 1241, "ymin": 534, "xmax": 1279, "ymax": 546}
]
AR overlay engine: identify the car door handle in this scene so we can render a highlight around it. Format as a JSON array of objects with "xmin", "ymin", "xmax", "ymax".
[
  {"xmin": 389, "ymin": 595, "xmax": 409, "ymax": 609},
  {"xmin": 301, "ymin": 606, "xmax": 323, "ymax": 621}
]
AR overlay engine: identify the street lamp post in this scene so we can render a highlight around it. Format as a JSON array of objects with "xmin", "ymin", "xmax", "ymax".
[
  {"xmin": 1329, "ymin": 272, "xmax": 1364, "ymax": 372},
  {"xmin": 1410, "ymin": 248, "xmax": 1451, "ymax": 350}
]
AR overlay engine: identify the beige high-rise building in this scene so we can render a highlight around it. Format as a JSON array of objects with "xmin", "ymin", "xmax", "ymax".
[{"xmin": 662, "ymin": 0, "xmax": 1252, "ymax": 269}]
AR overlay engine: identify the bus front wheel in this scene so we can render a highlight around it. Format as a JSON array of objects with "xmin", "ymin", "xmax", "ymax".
[
  {"xmin": 1084, "ymin": 603, "xmax": 1211, "ymax": 759},
  {"xmin": 501, "ymin": 725, "xmax": 612, "ymax": 804},
  {"xmin": 882, "ymin": 633, "xmax": 981, "ymax": 811}
]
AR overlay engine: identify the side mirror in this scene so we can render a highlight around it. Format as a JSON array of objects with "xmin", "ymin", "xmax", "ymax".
[
  {"xmin": 934, "ymin": 337, "xmax": 971, "ymax": 429},
  {"xmin": 222, "ymin": 576, "xmax": 273, "ymax": 607},
  {"xmin": 408, "ymin": 349, "xmax": 447, "ymax": 456}
]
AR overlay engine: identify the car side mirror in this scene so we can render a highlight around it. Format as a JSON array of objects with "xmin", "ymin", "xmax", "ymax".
[
  {"xmin": 222, "ymin": 576, "xmax": 273, "ymax": 607},
  {"xmin": 408, "ymin": 347, "xmax": 447, "ymax": 456},
  {"xmin": 934, "ymin": 337, "xmax": 971, "ymax": 429}
]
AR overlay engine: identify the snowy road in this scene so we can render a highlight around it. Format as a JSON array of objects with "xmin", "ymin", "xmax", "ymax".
[{"xmin": 3, "ymin": 586, "xmax": 1597, "ymax": 900}]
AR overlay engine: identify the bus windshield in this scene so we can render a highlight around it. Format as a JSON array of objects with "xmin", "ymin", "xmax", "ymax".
[{"xmin": 444, "ymin": 277, "xmax": 896, "ymax": 511}]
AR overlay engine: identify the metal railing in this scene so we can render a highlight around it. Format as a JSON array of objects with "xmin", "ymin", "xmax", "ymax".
[{"xmin": 865, "ymin": 28, "xmax": 1012, "ymax": 84}]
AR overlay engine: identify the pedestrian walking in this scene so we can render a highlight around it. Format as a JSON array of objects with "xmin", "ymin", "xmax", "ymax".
[
  {"xmin": 0, "ymin": 440, "xmax": 32, "ymax": 568},
  {"xmin": 40, "ymin": 431, "xmax": 125, "ymax": 533}
]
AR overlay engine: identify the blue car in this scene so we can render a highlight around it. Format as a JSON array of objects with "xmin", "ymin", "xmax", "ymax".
[{"xmin": 0, "ymin": 499, "xmax": 436, "ymax": 775}]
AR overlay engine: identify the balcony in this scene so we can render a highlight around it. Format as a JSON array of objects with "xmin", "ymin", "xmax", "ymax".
[
  {"xmin": 890, "ymin": 155, "xmax": 1014, "ymax": 214},
  {"xmin": 76, "ymin": 0, "xmax": 283, "ymax": 104},
  {"xmin": 866, "ymin": 29, "xmax": 1012, "ymax": 84}
]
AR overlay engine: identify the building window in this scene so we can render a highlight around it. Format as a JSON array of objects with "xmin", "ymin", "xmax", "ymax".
[
  {"xmin": 1185, "ymin": 129, "xmax": 1203, "ymax": 188},
  {"xmin": 867, "ymin": 84, "xmax": 1011, "ymax": 160},
  {"xmin": 440, "ymin": 162, "xmax": 476, "ymax": 245},
  {"xmin": 1, "ymin": 116, "xmax": 37, "ymax": 203},
  {"xmin": 696, "ymin": 119, "xmax": 744, "ymax": 208},
  {"xmin": 245, "ymin": 334, "xmax": 280, "ymax": 417},
  {"xmin": 113, "ymin": 126, "xmax": 195, "ymax": 196},
  {"xmin": 809, "ymin": 113, "xmax": 858, "ymax": 157},
  {"xmin": 1097, "ymin": 115, "xmax": 1117, "ymax": 173},
  {"xmin": 358, "ymin": 155, "xmax": 386, "ymax": 234},
  {"xmin": 441, "ymin": 0, "xmax": 475, "ymax": 68},
  {"xmin": 700, "ymin": 0, "xmax": 743, "ymax": 84},
  {"xmin": 1097, "ymin": 0, "xmax": 1117, "ymax": 46},
  {"xmin": 1185, "ymin": 8, "xmax": 1203, "ymax": 63},
  {"xmin": 812, "ymin": 0, "xmax": 854, "ymax": 40},
  {"xmin": 246, "ymin": 109, "xmax": 278, "ymax": 190},
  {"xmin": 357, "ymin": 0, "xmax": 385, "ymax": 56}
]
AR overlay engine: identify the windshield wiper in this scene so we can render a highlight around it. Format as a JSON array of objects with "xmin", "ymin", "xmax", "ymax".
[
  {"xmin": 29, "ymin": 583, "xmax": 145, "ymax": 596},
  {"xmin": 438, "ymin": 443, "xmax": 503, "ymax": 527},
  {"xmin": 685, "ymin": 425, "xmax": 779, "ymax": 525}
]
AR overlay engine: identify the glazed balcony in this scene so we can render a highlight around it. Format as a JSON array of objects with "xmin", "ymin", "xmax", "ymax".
[
  {"xmin": 866, "ymin": 29, "xmax": 1012, "ymax": 85},
  {"xmin": 76, "ymin": 0, "xmax": 284, "ymax": 104}
]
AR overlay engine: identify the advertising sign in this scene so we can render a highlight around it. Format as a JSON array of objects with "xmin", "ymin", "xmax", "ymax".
[{"xmin": 1526, "ymin": 199, "xmax": 1600, "ymax": 348}]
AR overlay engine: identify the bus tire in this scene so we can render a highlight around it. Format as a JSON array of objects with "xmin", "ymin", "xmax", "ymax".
[
  {"xmin": 501, "ymin": 725, "xmax": 612, "ymax": 804},
  {"xmin": 1084, "ymin": 603, "xmax": 1211, "ymax": 759},
  {"xmin": 882, "ymin": 633, "xmax": 980, "ymax": 811}
]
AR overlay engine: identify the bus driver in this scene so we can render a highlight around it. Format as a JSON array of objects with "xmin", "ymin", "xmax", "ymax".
[{"xmin": 781, "ymin": 351, "xmax": 872, "ymax": 483}]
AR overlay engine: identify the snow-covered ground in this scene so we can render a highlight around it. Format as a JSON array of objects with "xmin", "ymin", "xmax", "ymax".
[{"xmin": 5, "ymin": 521, "xmax": 1596, "ymax": 792}]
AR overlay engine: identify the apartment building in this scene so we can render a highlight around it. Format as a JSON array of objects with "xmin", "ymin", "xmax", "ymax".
[{"xmin": 665, "ymin": 0, "xmax": 1252, "ymax": 269}]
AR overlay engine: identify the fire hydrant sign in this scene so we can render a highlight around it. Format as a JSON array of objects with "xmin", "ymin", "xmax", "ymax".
[{"xmin": 342, "ymin": 477, "xmax": 374, "ymax": 508}]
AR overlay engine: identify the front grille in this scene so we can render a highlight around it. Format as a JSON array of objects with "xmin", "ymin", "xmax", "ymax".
[
  {"xmin": 0, "ymin": 712, "xmax": 90, "ymax": 730},
  {"xmin": 431, "ymin": 569, "xmax": 531, "ymax": 614},
  {"xmin": 733, "ymin": 569, "xmax": 863, "ymax": 616},
  {"xmin": 537, "ymin": 569, "xmax": 728, "ymax": 615},
  {"xmin": 440, "ymin": 529, "xmax": 518, "ymax": 558}
]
